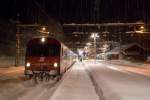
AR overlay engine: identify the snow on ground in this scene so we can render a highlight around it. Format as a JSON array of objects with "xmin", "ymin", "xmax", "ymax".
[
  {"xmin": 18, "ymin": 80, "xmax": 58, "ymax": 100},
  {"xmin": 107, "ymin": 60, "xmax": 147, "ymax": 67},
  {"xmin": 0, "ymin": 79, "xmax": 58, "ymax": 100},
  {"xmin": 84, "ymin": 60, "xmax": 150, "ymax": 100},
  {"xmin": 50, "ymin": 62, "xmax": 99, "ymax": 100},
  {"xmin": 0, "ymin": 66, "xmax": 58, "ymax": 100},
  {"xmin": 106, "ymin": 60, "xmax": 150, "ymax": 77},
  {"xmin": 1, "ymin": 60, "xmax": 150, "ymax": 100}
]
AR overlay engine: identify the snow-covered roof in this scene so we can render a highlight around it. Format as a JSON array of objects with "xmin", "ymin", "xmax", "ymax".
[
  {"xmin": 106, "ymin": 43, "xmax": 146, "ymax": 55},
  {"xmin": 106, "ymin": 47, "xmax": 121, "ymax": 55}
]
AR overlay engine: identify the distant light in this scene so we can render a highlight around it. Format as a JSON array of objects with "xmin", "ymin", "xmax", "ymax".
[
  {"xmin": 78, "ymin": 49, "xmax": 84, "ymax": 56},
  {"xmin": 74, "ymin": 34, "xmax": 78, "ymax": 37},
  {"xmin": 84, "ymin": 46, "xmax": 88, "ymax": 49},
  {"xmin": 86, "ymin": 42, "xmax": 92, "ymax": 46},
  {"xmin": 54, "ymin": 62, "xmax": 58, "ymax": 68},
  {"xmin": 26, "ymin": 62, "xmax": 30, "ymax": 68},
  {"xmin": 91, "ymin": 34, "xmax": 95, "ymax": 38},
  {"xmin": 91, "ymin": 33, "xmax": 99, "ymax": 38},
  {"xmin": 135, "ymin": 31, "xmax": 144, "ymax": 34},
  {"xmin": 41, "ymin": 37, "xmax": 46, "ymax": 42},
  {"xmin": 103, "ymin": 34, "xmax": 107, "ymax": 37},
  {"xmin": 140, "ymin": 26, "xmax": 144, "ymax": 30},
  {"xmin": 42, "ymin": 27, "xmax": 46, "ymax": 31},
  {"xmin": 139, "ymin": 25, "xmax": 145, "ymax": 32},
  {"xmin": 102, "ymin": 31, "xmax": 110, "ymax": 34}
]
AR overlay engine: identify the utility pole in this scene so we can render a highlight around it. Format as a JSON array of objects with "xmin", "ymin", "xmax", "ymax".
[
  {"xmin": 9, "ymin": 14, "xmax": 21, "ymax": 66},
  {"xmin": 94, "ymin": 34, "xmax": 96, "ymax": 61},
  {"xmin": 10, "ymin": 17, "xmax": 39, "ymax": 66},
  {"xmin": 91, "ymin": 33, "xmax": 99, "ymax": 62},
  {"xmin": 15, "ymin": 20, "xmax": 21, "ymax": 66},
  {"xmin": 15, "ymin": 23, "xmax": 39, "ymax": 66}
]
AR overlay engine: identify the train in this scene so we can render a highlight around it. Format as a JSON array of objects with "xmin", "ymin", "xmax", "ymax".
[{"xmin": 24, "ymin": 36, "xmax": 77, "ymax": 80}]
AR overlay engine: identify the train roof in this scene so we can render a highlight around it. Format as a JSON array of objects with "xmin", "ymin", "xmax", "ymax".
[
  {"xmin": 27, "ymin": 36, "xmax": 77, "ymax": 55},
  {"xmin": 27, "ymin": 36, "xmax": 61, "ymax": 45}
]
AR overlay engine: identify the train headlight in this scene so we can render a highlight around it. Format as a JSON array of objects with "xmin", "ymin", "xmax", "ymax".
[
  {"xmin": 41, "ymin": 37, "xmax": 45, "ymax": 43},
  {"xmin": 26, "ymin": 62, "xmax": 31, "ymax": 68},
  {"xmin": 54, "ymin": 62, "xmax": 58, "ymax": 68}
]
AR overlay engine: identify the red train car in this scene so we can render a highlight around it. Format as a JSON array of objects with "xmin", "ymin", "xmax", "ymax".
[{"xmin": 24, "ymin": 36, "xmax": 76, "ymax": 78}]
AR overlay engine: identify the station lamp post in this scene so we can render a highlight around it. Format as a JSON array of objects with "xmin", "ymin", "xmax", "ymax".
[
  {"xmin": 136, "ymin": 25, "xmax": 145, "ymax": 44},
  {"xmin": 139, "ymin": 25, "xmax": 145, "ymax": 46},
  {"xmin": 139, "ymin": 25, "xmax": 145, "ymax": 57},
  {"xmin": 91, "ymin": 33, "xmax": 99, "ymax": 61}
]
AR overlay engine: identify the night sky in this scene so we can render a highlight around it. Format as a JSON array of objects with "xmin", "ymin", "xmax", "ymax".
[
  {"xmin": 0, "ymin": 0, "xmax": 150, "ymax": 53},
  {"xmin": 0, "ymin": 0, "xmax": 150, "ymax": 23}
]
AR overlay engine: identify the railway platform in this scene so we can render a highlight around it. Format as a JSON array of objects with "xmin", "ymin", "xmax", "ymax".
[{"xmin": 50, "ymin": 62, "xmax": 99, "ymax": 100}]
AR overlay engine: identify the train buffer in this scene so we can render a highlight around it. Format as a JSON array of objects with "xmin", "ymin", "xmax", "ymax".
[{"xmin": 50, "ymin": 62, "xmax": 99, "ymax": 100}]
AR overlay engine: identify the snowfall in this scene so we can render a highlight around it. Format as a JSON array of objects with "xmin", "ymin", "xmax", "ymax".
[{"xmin": 0, "ymin": 60, "xmax": 150, "ymax": 100}]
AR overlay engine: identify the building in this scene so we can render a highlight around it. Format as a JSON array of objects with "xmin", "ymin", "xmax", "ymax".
[{"xmin": 106, "ymin": 43, "xmax": 149, "ymax": 62}]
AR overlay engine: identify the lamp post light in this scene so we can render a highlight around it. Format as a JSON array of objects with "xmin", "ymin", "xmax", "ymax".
[
  {"xmin": 86, "ymin": 42, "xmax": 92, "ymax": 46},
  {"xmin": 137, "ymin": 25, "xmax": 145, "ymax": 45},
  {"xmin": 139, "ymin": 25, "xmax": 145, "ymax": 59},
  {"xmin": 39, "ymin": 26, "xmax": 50, "ymax": 36},
  {"xmin": 140, "ymin": 26, "xmax": 144, "ymax": 32},
  {"xmin": 139, "ymin": 25, "xmax": 145, "ymax": 46},
  {"xmin": 42, "ymin": 26, "xmax": 46, "ymax": 31},
  {"xmin": 91, "ymin": 33, "xmax": 99, "ymax": 62}
]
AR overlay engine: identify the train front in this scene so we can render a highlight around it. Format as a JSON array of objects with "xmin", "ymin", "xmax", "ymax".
[{"xmin": 24, "ymin": 37, "xmax": 61, "ymax": 77}]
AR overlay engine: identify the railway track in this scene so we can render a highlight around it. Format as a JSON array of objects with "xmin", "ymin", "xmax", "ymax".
[{"xmin": 83, "ymin": 63, "xmax": 105, "ymax": 100}]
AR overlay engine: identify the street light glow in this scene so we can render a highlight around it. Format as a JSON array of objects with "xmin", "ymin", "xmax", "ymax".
[
  {"xmin": 86, "ymin": 42, "xmax": 92, "ymax": 46},
  {"xmin": 140, "ymin": 25, "xmax": 145, "ymax": 32},
  {"xmin": 84, "ymin": 46, "xmax": 88, "ymax": 49},
  {"xmin": 90, "ymin": 33, "xmax": 99, "ymax": 61},
  {"xmin": 140, "ymin": 26, "xmax": 144, "ymax": 30},
  {"xmin": 42, "ymin": 27, "xmax": 46, "ymax": 31},
  {"xmin": 91, "ymin": 33, "xmax": 99, "ymax": 38}
]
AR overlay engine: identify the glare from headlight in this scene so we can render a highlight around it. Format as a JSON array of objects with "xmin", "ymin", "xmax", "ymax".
[
  {"xmin": 26, "ymin": 62, "xmax": 30, "ymax": 67},
  {"xmin": 41, "ymin": 37, "xmax": 45, "ymax": 43},
  {"xmin": 54, "ymin": 62, "xmax": 58, "ymax": 68}
]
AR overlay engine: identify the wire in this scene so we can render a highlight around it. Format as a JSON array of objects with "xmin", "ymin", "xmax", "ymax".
[{"xmin": 32, "ymin": 0, "xmax": 53, "ymax": 24}]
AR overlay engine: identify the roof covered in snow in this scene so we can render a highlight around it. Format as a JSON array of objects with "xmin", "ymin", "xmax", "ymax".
[{"xmin": 106, "ymin": 43, "xmax": 148, "ymax": 55}]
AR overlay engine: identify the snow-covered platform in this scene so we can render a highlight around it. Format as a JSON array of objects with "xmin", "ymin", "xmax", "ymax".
[
  {"xmin": 50, "ymin": 62, "xmax": 99, "ymax": 100},
  {"xmin": 84, "ymin": 60, "xmax": 150, "ymax": 100}
]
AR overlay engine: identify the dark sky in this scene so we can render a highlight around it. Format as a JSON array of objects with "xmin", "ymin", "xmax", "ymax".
[
  {"xmin": 0, "ymin": 0, "xmax": 150, "ymax": 23},
  {"xmin": 0, "ymin": 0, "xmax": 150, "ymax": 50}
]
